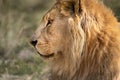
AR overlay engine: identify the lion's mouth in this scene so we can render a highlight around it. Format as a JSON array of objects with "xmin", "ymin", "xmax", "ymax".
[{"xmin": 37, "ymin": 52, "xmax": 54, "ymax": 58}]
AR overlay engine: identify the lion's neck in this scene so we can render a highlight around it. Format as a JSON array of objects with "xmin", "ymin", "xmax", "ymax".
[{"xmin": 50, "ymin": 32, "xmax": 120, "ymax": 80}]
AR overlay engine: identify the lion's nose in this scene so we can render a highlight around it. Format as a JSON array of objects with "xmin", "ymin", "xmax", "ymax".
[
  {"xmin": 30, "ymin": 40, "xmax": 38, "ymax": 47},
  {"xmin": 30, "ymin": 34, "xmax": 38, "ymax": 46}
]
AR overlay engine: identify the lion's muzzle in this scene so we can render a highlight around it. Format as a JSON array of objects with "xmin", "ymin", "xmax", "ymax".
[{"xmin": 30, "ymin": 35, "xmax": 38, "ymax": 47}]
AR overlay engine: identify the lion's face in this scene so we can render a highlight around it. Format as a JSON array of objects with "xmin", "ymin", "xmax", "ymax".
[{"xmin": 31, "ymin": 1, "xmax": 82, "ymax": 59}]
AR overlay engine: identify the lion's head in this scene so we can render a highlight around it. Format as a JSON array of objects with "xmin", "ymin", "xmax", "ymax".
[
  {"xmin": 30, "ymin": 0, "xmax": 120, "ymax": 79},
  {"xmin": 30, "ymin": 0, "xmax": 85, "ymax": 60}
]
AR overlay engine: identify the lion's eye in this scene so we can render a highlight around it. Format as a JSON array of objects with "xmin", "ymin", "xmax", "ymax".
[{"xmin": 46, "ymin": 19, "xmax": 53, "ymax": 27}]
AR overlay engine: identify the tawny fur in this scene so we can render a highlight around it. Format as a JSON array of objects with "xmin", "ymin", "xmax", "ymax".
[{"xmin": 31, "ymin": 0, "xmax": 120, "ymax": 80}]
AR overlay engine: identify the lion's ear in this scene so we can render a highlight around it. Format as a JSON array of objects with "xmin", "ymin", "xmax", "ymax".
[
  {"xmin": 60, "ymin": 0, "xmax": 84, "ymax": 16},
  {"xmin": 61, "ymin": 1, "xmax": 75, "ymax": 15}
]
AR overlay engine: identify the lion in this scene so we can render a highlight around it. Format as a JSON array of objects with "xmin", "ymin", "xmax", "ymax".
[{"xmin": 30, "ymin": 0, "xmax": 120, "ymax": 80}]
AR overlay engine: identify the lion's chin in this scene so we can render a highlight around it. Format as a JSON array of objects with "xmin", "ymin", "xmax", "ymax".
[{"xmin": 37, "ymin": 52, "xmax": 54, "ymax": 58}]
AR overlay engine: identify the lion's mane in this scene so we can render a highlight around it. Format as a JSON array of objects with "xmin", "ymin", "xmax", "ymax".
[{"xmin": 42, "ymin": 0, "xmax": 120, "ymax": 80}]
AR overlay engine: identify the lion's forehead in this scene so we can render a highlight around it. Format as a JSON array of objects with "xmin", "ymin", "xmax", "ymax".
[{"xmin": 43, "ymin": 2, "xmax": 72, "ymax": 20}]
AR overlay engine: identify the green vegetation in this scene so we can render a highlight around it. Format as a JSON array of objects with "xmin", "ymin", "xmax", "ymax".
[
  {"xmin": 0, "ymin": 55, "xmax": 44, "ymax": 75},
  {"xmin": 0, "ymin": 0, "xmax": 119, "ymax": 80},
  {"xmin": 0, "ymin": 54, "xmax": 48, "ymax": 80}
]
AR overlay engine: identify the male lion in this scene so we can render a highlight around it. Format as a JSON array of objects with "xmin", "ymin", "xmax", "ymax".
[{"xmin": 30, "ymin": 0, "xmax": 120, "ymax": 80}]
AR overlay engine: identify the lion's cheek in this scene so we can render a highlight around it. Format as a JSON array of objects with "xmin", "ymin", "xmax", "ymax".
[{"xmin": 36, "ymin": 44, "xmax": 53, "ymax": 55}]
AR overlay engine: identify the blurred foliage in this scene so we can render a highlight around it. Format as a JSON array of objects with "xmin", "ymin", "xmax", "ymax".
[
  {"xmin": 0, "ymin": 0, "xmax": 119, "ymax": 79},
  {"xmin": 0, "ymin": 55, "xmax": 45, "ymax": 75},
  {"xmin": 0, "ymin": 0, "xmax": 54, "ymax": 79},
  {"xmin": 0, "ymin": 0, "xmax": 54, "ymax": 57}
]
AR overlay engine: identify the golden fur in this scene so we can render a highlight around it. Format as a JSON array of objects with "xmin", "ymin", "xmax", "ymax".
[{"xmin": 31, "ymin": 0, "xmax": 120, "ymax": 80}]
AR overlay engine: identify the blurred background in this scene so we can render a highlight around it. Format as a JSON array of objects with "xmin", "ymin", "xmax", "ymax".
[{"xmin": 0, "ymin": 0, "xmax": 120, "ymax": 80}]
